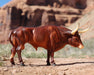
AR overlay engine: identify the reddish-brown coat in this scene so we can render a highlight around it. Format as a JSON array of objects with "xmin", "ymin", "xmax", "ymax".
[{"xmin": 9, "ymin": 25, "xmax": 83, "ymax": 66}]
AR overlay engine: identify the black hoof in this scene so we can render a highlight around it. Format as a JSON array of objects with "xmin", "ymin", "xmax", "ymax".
[
  {"xmin": 47, "ymin": 63, "xmax": 51, "ymax": 66},
  {"xmin": 11, "ymin": 62, "xmax": 15, "ymax": 65},
  {"xmin": 20, "ymin": 62, "xmax": 25, "ymax": 66}
]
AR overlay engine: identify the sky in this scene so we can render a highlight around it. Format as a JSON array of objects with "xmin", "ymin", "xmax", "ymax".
[{"xmin": 0, "ymin": 0, "xmax": 11, "ymax": 7}]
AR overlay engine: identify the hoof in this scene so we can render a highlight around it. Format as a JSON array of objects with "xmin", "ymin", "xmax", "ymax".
[
  {"xmin": 51, "ymin": 63, "xmax": 56, "ymax": 66},
  {"xmin": 20, "ymin": 62, "xmax": 25, "ymax": 66},
  {"xmin": 47, "ymin": 64, "xmax": 51, "ymax": 66},
  {"xmin": 47, "ymin": 63, "xmax": 51, "ymax": 66},
  {"xmin": 47, "ymin": 62, "xmax": 51, "ymax": 66},
  {"xmin": 11, "ymin": 62, "xmax": 15, "ymax": 65}
]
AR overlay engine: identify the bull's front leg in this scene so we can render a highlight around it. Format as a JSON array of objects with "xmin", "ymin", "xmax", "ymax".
[
  {"xmin": 46, "ymin": 50, "xmax": 51, "ymax": 65},
  {"xmin": 51, "ymin": 52, "xmax": 56, "ymax": 66},
  {"xmin": 16, "ymin": 50, "xmax": 25, "ymax": 66}
]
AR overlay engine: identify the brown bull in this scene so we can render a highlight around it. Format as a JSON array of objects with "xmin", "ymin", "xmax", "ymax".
[{"xmin": 9, "ymin": 25, "xmax": 87, "ymax": 66}]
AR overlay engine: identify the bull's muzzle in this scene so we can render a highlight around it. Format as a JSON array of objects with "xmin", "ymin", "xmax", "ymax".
[{"xmin": 78, "ymin": 44, "xmax": 84, "ymax": 49}]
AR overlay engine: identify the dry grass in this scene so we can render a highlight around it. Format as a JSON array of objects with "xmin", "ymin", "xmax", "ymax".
[{"xmin": 0, "ymin": 38, "xmax": 94, "ymax": 60}]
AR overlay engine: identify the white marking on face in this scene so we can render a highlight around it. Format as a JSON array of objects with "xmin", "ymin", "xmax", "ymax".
[{"xmin": 78, "ymin": 44, "xmax": 84, "ymax": 49}]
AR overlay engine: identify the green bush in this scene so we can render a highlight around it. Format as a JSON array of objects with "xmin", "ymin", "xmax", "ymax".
[
  {"xmin": 0, "ymin": 61, "xmax": 4, "ymax": 66},
  {"xmin": 0, "ymin": 44, "xmax": 12, "ymax": 57}
]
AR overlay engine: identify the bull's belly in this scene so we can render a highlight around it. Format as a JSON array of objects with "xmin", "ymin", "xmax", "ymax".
[
  {"xmin": 29, "ymin": 42, "xmax": 50, "ymax": 51},
  {"xmin": 29, "ymin": 41, "xmax": 66, "ymax": 52}
]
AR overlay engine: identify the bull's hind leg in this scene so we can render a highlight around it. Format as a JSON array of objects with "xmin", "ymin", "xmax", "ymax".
[
  {"xmin": 10, "ymin": 48, "xmax": 16, "ymax": 65},
  {"xmin": 51, "ymin": 52, "xmax": 56, "ymax": 66},
  {"xmin": 16, "ymin": 45, "xmax": 25, "ymax": 66}
]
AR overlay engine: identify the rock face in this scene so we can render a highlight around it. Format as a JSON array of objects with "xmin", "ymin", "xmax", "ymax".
[
  {"xmin": 26, "ymin": 0, "xmax": 46, "ymax": 5},
  {"xmin": 0, "ymin": 0, "xmax": 87, "ymax": 29},
  {"xmin": 0, "ymin": 0, "xmax": 93, "ymax": 43},
  {"xmin": 60, "ymin": 0, "xmax": 87, "ymax": 9},
  {"xmin": 0, "ymin": 4, "xmax": 82, "ymax": 29}
]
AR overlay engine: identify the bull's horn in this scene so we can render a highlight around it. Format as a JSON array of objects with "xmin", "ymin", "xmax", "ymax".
[
  {"xmin": 78, "ymin": 28, "xmax": 89, "ymax": 33},
  {"xmin": 71, "ymin": 24, "xmax": 79, "ymax": 35}
]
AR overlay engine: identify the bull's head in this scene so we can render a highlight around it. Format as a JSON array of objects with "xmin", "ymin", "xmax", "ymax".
[{"xmin": 68, "ymin": 24, "xmax": 88, "ymax": 49}]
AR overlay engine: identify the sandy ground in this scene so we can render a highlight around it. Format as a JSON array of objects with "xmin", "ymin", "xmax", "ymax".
[{"xmin": 0, "ymin": 58, "xmax": 94, "ymax": 75}]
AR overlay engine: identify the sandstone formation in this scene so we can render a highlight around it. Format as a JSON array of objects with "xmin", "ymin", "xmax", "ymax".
[
  {"xmin": 0, "ymin": 0, "xmax": 82, "ymax": 29},
  {"xmin": 60, "ymin": 0, "xmax": 87, "ymax": 9}
]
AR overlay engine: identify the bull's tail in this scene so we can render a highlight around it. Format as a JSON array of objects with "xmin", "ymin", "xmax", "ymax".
[{"xmin": 8, "ymin": 31, "xmax": 14, "ymax": 46}]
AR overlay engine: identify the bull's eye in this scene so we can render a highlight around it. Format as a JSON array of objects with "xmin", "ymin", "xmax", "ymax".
[
  {"xmin": 75, "ymin": 38, "xmax": 78, "ymax": 41},
  {"xmin": 73, "ymin": 37, "xmax": 78, "ymax": 41}
]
